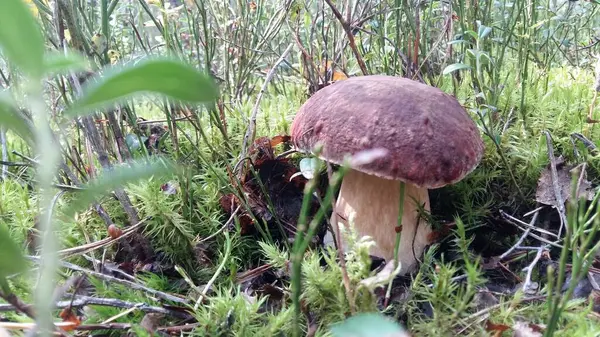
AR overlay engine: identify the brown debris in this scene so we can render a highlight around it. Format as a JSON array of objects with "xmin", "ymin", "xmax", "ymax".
[
  {"xmin": 535, "ymin": 159, "xmax": 595, "ymax": 207},
  {"xmin": 512, "ymin": 321, "xmax": 544, "ymax": 337},
  {"xmin": 219, "ymin": 135, "xmax": 324, "ymax": 243}
]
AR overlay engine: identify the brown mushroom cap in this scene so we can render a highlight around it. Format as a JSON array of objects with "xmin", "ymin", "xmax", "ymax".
[{"xmin": 290, "ymin": 75, "xmax": 485, "ymax": 189}]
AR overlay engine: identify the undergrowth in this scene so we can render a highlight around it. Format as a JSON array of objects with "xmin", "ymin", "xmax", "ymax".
[{"xmin": 2, "ymin": 0, "xmax": 600, "ymax": 336}]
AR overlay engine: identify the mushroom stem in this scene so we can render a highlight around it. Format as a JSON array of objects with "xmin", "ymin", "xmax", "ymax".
[{"xmin": 332, "ymin": 168, "xmax": 432, "ymax": 275}]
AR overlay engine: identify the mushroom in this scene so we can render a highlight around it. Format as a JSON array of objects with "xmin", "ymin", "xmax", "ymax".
[{"xmin": 290, "ymin": 75, "xmax": 484, "ymax": 274}]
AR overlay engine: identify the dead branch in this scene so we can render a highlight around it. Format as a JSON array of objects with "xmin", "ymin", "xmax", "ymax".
[
  {"xmin": 499, "ymin": 210, "xmax": 540, "ymax": 260},
  {"xmin": 323, "ymin": 0, "xmax": 368, "ymax": 76},
  {"xmin": 238, "ymin": 43, "xmax": 294, "ymax": 176},
  {"xmin": 26, "ymin": 256, "xmax": 188, "ymax": 304},
  {"xmin": 0, "ymin": 295, "xmax": 192, "ymax": 319}
]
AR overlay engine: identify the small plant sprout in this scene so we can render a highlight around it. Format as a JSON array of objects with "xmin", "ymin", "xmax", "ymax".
[{"xmin": 291, "ymin": 75, "xmax": 484, "ymax": 274}]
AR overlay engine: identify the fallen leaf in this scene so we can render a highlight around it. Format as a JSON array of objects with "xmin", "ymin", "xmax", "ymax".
[
  {"xmin": 513, "ymin": 321, "xmax": 544, "ymax": 337},
  {"xmin": 107, "ymin": 224, "xmax": 123, "ymax": 239},
  {"xmin": 427, "ymin": 221, "xmax": 456, "ymax": 243},
  {"xmin": 535, "ymin": 160, "xmax": 595, "ymax": 207},
  {"xmin": 485, "ymin": 320, "xmax": 510, "ymax": 333},
  {"xmin": 319, "ymin": 61, "xmax": 348, "ymax": 83},
  {"xmin": 59, "ymin": 307, "xmax": 81, "ymax": 331},
  {"xmin": 220, "ymin": 135, "xmax": 323, "ymax": 242},
  {"xmin": 474, "ymin": 290, "xmax": 500, "ymax": 311},
  {"xmin": 140, "ymin": 313, "xmax": 165, "ymax": 333}
]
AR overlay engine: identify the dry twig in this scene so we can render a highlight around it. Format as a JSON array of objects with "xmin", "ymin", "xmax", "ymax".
[
  {"xmin": 26, "ymin": 256, "xmax": 188, "ymax": 304},
  {"xmin": 0, "ymin": 295, "xmax": 192, "ymax": 319},
  {"xmin": 237, "ymin": 43, "xmax": 294, "ymax": 176},
  {"xmin": 323, "ymin": 0, "xmax": 368, "ymax": 76}
]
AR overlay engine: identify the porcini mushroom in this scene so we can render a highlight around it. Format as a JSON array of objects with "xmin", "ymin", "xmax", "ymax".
[{"xmin": 290, "ymin": 75, "xmax": 484, "ymax": 274}]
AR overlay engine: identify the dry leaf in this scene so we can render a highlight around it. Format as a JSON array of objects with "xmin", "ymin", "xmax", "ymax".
[
  {"xmin": 535, "ymin": 160, "xmax": 595, "ymax": 206},
  {"xmin": 513, "ymin": 321, "xmax": 544, "ymax": 337},
  {"xmin": 140, "ymin": 313, "xmax": 165, "ymax": 333},
  {"xmin": 59, "ymin": 307, "xmax": 81, "ymax": 331},
  {"xmin": 318, "ymin": 61, "xmax": 348, "ymax": 83},
  {"xmin": 485, "ymin": 320, "xmax": 510, "ymax": 333}
]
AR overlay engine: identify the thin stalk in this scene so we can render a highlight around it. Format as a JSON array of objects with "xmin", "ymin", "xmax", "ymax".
[
  {"xmin": 101, "ymin": 0, "xmax": 110, "ymax": 64},
  {"xmin": 0, "ymin": 127, "xmax": 7, "ymax": 180},
  {"xmin": 108, "ymin": 0, "xmax": 120, "ymax": 16},
  {"xmin": 29, "ymin": 79, "xmax": 61, "ymax": 337},
  {"xmin": 384, "ymin": 181, "xmax": 405, "ymax": 304}
]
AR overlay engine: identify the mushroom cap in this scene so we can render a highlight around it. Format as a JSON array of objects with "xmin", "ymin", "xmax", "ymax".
[{"xmin": 290, "ymin": 75, "xmax": 484, "ymax": 189}]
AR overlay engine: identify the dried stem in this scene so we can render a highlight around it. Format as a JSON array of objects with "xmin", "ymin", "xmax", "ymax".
[
  {"xmin": 323, "ymin": 0, "xmax": 368, "ymax": 76},
  {"xmin": 26, "ymin": 256, "xmax": 188, "ymax": 304},
  {"xmin": 238, "ymin": 43, "xmax": 294, "ymax": 176},
  {"xmin": 0, "ymin": 296, "xmax": 192, "ymax": 319}
]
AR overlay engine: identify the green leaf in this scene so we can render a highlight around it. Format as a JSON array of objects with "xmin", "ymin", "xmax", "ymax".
[
  {"xmin": 442, "ymin": 63, "xmax": 472, "ymax": 75},
  {"xmin": 464, "ymin": 30, "xmax": 478, "ymax": 41},
  {"xmin": 447, "ymin": 39, "xmax": 470, "ymax": 46},
  {"xmin": 0, "ymin": 92, "xmax": 34, "ymax": 144},
  {"xmin": 478, "ymin": 25, "xmax": 492, "ymax": 39},
  {"xmin": 299, "ymin": 157, "xmax": 320, "ymax": 179},
  {"xmin": 43, "ymin": 51, "xmax": 90, "ymax": 76},
  {"xmin": 330, "ymin": 313, "xmax": 410, "ymax": 337},
  {"xmin": 0, "ymin": 0, "xmax": 45, "ymax": 78},
  {"xmin": 125, "ymin": 133, "xmax": 146, "ymax": 151},
  {"xmin": 62, "ymin": 158, "xmax": 180, "ymax": 219},
  {"xmin": 0, "ymin": 223, "xmax": 27, "ymax": 278},
  {"xmin": 66, "ymin": 58, "xmax": 219, "ymax": 118}
]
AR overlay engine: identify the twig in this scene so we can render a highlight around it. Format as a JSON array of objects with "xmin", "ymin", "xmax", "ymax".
[
  {"xmin": 0, "ymin": 322, "xmax": 77, "ymax": 332},
  {"xmin": 198, "ymin": 206, "xmax": 240, "ymax": 244},
  {"xmin": 68, "ymin": 65, "xmax": 148, "ymax": 250},
  {"xmin": 237, "ymin": 43, "xmax": 294, "ymax": 176},
  {"xmin": 323, "ymin": 0, "xmax": 368, "ymax": 76},
  {"xmin": 69, "ymin": 322, "xmax": 200, "ymax": 332},
  {"xmin": 26, "ymin": 256, "xmax": 188, "ymax": 304},
  {"xmin": 499, "ymin": 210, "xmax": 540, "ymax": 260},
  {"xmin": 275, "ymin": 148, "xmax": 297, "ymax": 159},
  {"xmin": 0, "ymin": 160, "xmax": 31, "ymax": 167},
  {"xmin": 522, "ymin": 246, "xmax": 547, "ymax": 293},
  {"xmin": 500, "ymin": 210, "xmax": 559, "ymax": 239},
  {"xmin": 137, "ymin": 116, "xmax": 190, "ymax": 125},
  {"xmin": 56, "ymin": 218, "xmax": 147, "ymax": 257},
  {"xmin": 0, "ymin": 295, "xmax": 192, "ymax": 319},
  {"xmin": 81, "ymin": 255, "xmax": 137, "ymax": 281},
  {"xmin": 0, "ymin": 290, "xmax": 36, "ymax": 319},
  {"xmin": 102, "ymin": 303, "xmax": 143, "ymax": 324}
]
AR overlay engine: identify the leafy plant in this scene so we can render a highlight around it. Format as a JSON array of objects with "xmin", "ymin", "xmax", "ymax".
[{"xmin": 0, "ymin": 0, "xmax": 218, "ymax": 334}]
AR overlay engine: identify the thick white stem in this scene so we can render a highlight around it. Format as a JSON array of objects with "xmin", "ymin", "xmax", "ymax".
[{"xmin": 332, "ymin": 169, "xmax": 432, "ymax": 274}]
